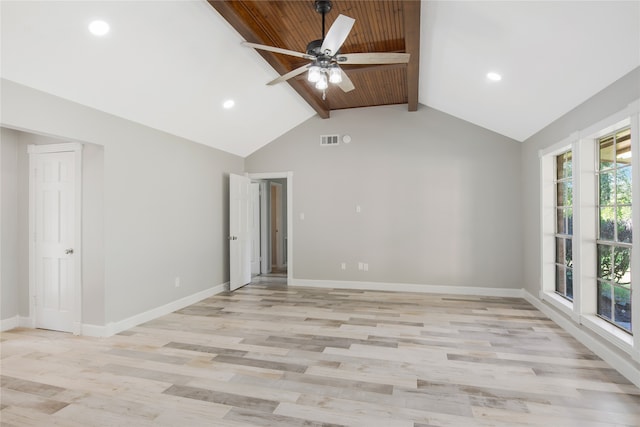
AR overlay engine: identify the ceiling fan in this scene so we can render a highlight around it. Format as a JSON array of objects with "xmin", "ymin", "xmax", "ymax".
[{"xmin": 243, "ymin": 0, "xmax": 410, "ymax": 99}]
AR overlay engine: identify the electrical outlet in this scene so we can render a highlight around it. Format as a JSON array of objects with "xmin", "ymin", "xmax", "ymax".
[
  {"xmin": 358, "ymin": 262, "xmax": 363, "ymax": 271},
  {"xmin": 341, "ymin": 262, "xmax": 346, "ymax": 270},
  {"xmin": 363, "ymin": 263, "xmax": 369, "ymax": 271},
  {"xmin": 175, "ymin": 277, "xmax": 181, "ymax": 288}
]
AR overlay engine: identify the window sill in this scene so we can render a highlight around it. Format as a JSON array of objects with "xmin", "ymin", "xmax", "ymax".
[
  {"xmin": 580, "ymin": 314, "xmax": 634, "ymax": 354},
  {"xmin": 539, "ymin": 292, "xmax": 635, "ymax": 360},
  {"xmin": 541, "ymin": 291, "xmax": 574, "ymax": 319}
]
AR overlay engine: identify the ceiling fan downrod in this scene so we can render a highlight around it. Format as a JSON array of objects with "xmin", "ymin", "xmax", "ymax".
[{"xmin": 314, "ymin": 0, "xmax": 332, "ymax": 41}]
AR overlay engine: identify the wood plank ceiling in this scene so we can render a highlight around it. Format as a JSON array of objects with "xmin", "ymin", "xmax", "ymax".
[{"xmin": 208, "ymin": 0, "xmax": 420, "ymax": 118}]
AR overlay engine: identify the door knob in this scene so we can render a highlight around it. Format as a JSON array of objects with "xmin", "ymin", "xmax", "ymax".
[{"xmin": 65, "ymin": 248, "xmax": 74, "ymax": 254}]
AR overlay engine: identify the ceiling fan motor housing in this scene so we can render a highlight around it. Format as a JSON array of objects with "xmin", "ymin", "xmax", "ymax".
[{"xmin": 306, "ymin": 39, "xmax": 323, "ymax": 56}]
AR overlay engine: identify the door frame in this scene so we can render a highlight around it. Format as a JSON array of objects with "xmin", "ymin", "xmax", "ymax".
[
  {"xmin": 248, "ymin": 172, "xmax": 293, "ymax": 286},
  {"xmin": 28, "ymin": 142, "xmax": 83, "ymax": 334}
]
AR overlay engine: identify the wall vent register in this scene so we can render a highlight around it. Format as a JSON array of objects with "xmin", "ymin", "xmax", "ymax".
[{"xmin": 320, "ymin": 134, "xmax": 340, "ymax": 146}]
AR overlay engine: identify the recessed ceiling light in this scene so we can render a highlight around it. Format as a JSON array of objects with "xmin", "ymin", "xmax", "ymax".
[
  {"xmin": 88, "ymin": 20, "xmax": 110, "ymax": 36},
  {"xmin": 487, "ymin": 72, "xmax": 502, "ymax": 82},
  {"xmin": 223, "ymin": 99, "xmax": 235, "ymax": 109}
]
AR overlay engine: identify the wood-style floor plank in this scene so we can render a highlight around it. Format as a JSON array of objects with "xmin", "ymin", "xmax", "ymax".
[{"xmin": 2, "ymin": 279, "xmax": 639, "ymax": 426}]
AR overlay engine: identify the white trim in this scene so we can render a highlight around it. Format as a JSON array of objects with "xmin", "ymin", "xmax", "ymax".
[
  {"xmin": 73, "ymin": 146, "xmax": 82, "ymax": 334},
  {"xmin": 0, "ymin": 316, "xmax": 19, "ymax": 332},
  {"xmin": 292, "ymin": 279, "xmax": 524, "ymax": 298},
  {"xmin": 0, "ymin": 136, "xmax": 2, "ymax": 334},
  {"xmin": 524, "ymin": 290, "xmax": 640, "ymax": 389},
  {"xmin": 537, "ymin": 95, "xmax": 638, "ymax": 158},
  {"xmin": 247, "ymin": 172, "xmax": 293, "ymax": 286},
  {"xmin": 580, "ymin": 314, "xmax": 634, "ymax": 353},
  {"xmin": 631, "ymin": 111, "xmax": 640, "ymax": 357},
  {"xmin": 578, "ymin": 105, "xmax": 635, "ymax": 141},
  {"xmin": 540, "ymin": 290, "xmax": 575, "ymax": 319},
  {"xmin": 81, "ymin": 282, "xmax": 228, "ymax": 337},
  {"xmin": 27, "ymin": 142, "xmax": 83, "ymax": 154},
  {"xmin": 0, "ymin": 315, "xmax": 43, "ymax": 332},
  {"xmin": 538, "ymin": 132, "xmax": 577, "ymax": 158}
]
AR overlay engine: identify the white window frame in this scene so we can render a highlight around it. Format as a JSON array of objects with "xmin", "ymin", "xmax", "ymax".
[
  {"xmin": 594, "ymin": 126, "xmax": 633, "ymax": 333},
  {"xmin": 553, "ymin": 148, "xmax": 574, "ymax": 301},
  {"xmin": 540, "ymin": 134, "xmax": 578, "ymax": 321},
  {"xmin": 539, "ymin": 99, "xmax": 639, "ymax": 365}
]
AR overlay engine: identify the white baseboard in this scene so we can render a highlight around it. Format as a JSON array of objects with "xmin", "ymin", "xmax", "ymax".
[
  {"xmin": 292, "ymin": 279, "xmax": 524, "ymax": 298},
  {"xmin": 0, "ymin": 315, "xmax": 35, "ymax": 332},
  {"xmin": 523, "ymin": 290, "xmax": 640, "ymax": 389},
  {"xmin": 82, "ymin": 282, "xmax": 228, "ymax": 338},
  {"xmin": 0, "ymin": 316, "xmax": 18, "ymax": 332}
]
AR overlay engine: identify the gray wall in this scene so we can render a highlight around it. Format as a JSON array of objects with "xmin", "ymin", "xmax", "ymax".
[
  {"xmin": 1, "ymin": 78, "xmax": 243, "ymax": 326},
  {"xmin": 1, "ymin": 128, "xmax": 20, "ymax": 320},
  {"xmin": 246, "ymin": 104, "xmax": 523, "ymax": 289},
  {"xmin": 521, "ymin": 67, "xmax": 640, "ymax": 296}
]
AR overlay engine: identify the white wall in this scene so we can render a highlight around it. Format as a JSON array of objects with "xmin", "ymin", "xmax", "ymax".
[
  {"xmin": 1, "ymin": 78, "xmax": 244, "ymax": 328},
  {"xmin": 246, "ymin": 104, "xmax": 522, "ymax": 290}
]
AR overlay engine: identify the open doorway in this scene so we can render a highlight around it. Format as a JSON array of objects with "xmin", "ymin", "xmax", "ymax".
[
  {"xmin": 247, "ymin": 172, "xmax": 292, "ymax": 285},
  {"xmin": 251, "ymin": 179, "xmax": 287, "ymax": 278}
]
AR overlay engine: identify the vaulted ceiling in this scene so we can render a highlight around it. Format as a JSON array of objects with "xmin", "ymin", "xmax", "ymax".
[
  {"xmin": 208, "ymin": 0, "xmax": 421, "ymax": 118},
  {"xmin": 1, "ymin": 1, "xmax": 639, "ymax": 157}
]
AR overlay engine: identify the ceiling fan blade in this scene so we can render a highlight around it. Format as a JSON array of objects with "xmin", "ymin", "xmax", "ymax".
[
  {"xmin": 267, "ymin": 64, "xmax": 309, "ymax": 86},
  {"xmin": 336, "ymin": 69, "xmax": 355, "ymax": 93},
  {"xmin": 242, "ymin": 41, "xmax": 312, "ymax": 60},
  {"xmin": 320, "ymin": 14, "xmax": 355, "ymax": 56},
  {"xmin": 339, "ymin": 52, "xmax": 411, "ymax": 64}
]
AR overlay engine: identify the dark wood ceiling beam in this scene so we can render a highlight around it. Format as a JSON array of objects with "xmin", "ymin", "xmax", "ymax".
[
  {"xmin": 207, "ymin": 0, "xmax": 329, "ymax": 118},
  {"xmin": 403, "ymin": 0, "xmax": 420, "ymax": 112}
]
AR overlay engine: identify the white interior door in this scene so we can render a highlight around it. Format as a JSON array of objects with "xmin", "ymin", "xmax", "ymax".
[
  {"xmin": 30, "ymin": 144, "xmax": 81, "ymax": 333},
  {"xmin": 229, "ymin": 173, "xmax": 251, "ymax": 291}
]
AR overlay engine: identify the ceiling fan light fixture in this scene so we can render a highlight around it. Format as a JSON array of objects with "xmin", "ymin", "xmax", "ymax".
[
  {"xmin": 308, "ymin": 65, "xmax": 321, "ymax": 83},
  {"xmin": 315, "ymin": 74, "xmax": 328, "ymax": 90},
  {"xmin": 329, "ymin": 65, "xmax": 342, "ymax": 84}
]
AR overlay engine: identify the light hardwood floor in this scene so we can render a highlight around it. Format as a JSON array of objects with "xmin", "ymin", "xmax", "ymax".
[{"xmin": 2, "ymin": 279, "xmax": 639, "ymax": 426}]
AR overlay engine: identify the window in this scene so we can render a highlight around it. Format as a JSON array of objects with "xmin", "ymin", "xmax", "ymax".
[
  {"xmin": 596, "ymin": 128, "xmax": 632, "ymax": 333},
  {"xmin": 555, "ymin": 150, "xmax": 573, "ymax": 300}
]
